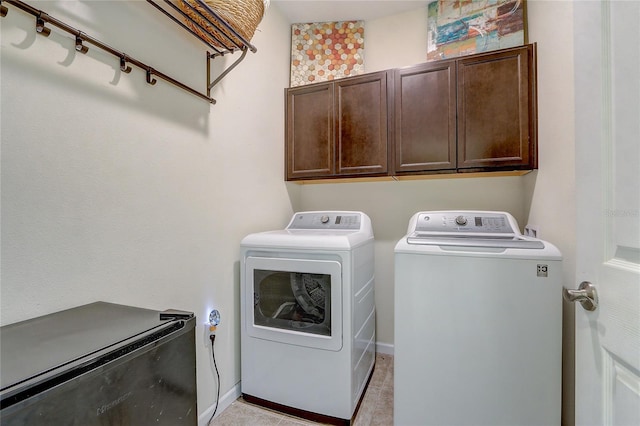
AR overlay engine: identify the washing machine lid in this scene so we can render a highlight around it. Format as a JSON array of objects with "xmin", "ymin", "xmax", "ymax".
[
  {"xmin": 406, "ymin": 233, "xmax": 545, "ymax": 249},
  {"xmin": 404, "ymin": 211, "xmax": 545, "ymax": 249}
]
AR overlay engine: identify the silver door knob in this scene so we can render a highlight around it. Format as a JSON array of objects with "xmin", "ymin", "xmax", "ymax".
[{"xmin": 563, "ymin": 281, "xmax": 598, "ymax": 311}]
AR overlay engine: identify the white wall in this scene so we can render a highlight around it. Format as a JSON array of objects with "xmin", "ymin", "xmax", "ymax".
[
  {"xmin": 525, "ymin": 2, "xmax": 576, "ymax": 424},
  {"xmin": 0, "ymin": 0, "xmax": 294, "ymax": 421},
  {"xmin": 526, "ymin": 0, "xmax": 576, "ymax": 298}
]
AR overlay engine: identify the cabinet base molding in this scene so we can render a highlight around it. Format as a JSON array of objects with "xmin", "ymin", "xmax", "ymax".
[
  {"xmin": 394, "ymin": 170, "xmax": 532, "ymax": 181},
  {"xmin": 290, "ymin": 170, "xmax": 532, "ymax": 184}
]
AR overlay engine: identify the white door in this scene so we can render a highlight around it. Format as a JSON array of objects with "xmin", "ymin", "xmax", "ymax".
[{"xmin": 574, "ymin": 1, "xmax": 640, "ymax": 425}]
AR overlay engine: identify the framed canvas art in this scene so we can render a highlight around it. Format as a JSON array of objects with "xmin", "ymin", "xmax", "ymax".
[
  {"xmin": 290, "ymin": 20, "xmax": 365, "ymax": 87},
  {"xmin": 427, "ymin": 0, "xmax": 527, "ymax": 61}
]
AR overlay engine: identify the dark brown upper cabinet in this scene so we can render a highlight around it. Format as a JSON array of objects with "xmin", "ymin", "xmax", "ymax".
[
  {"xmin": 286, "ymin": 44, "xmax": 537, "ymax": 182},
  {"xmin": 393, "ymin": 44, "xmax": 537, "ymax": 175},
  {"xmin": 393, "ymin": 60, "xmax": 457, "ymax": 173},
  {"xmin": 457, "ymin": 45, "xmax": 537, "ymax": 171},
  {"xmin": 286, "ymin": 82, "xmax": 334, "ymax": 180},
  {"xmin": 393, "ymin": 45, "xmax": 537, "ymax": 175},
  {"xmin": 286, "ymin": 71, "xmax": 390, "ymax": 181}
]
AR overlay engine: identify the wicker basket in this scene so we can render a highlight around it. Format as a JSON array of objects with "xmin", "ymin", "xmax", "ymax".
[{"xmin": 178, "ymin": 0, "xmax": 264, "ymax": 50}]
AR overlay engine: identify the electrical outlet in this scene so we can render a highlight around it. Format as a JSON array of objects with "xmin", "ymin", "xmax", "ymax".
[{"xmin": 524, "ymin": 224, "xmax": 539, "ymax": 238}]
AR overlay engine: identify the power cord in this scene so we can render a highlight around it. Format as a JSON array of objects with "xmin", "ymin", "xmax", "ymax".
[{"xmin": 207, "ymin": 334, "xmax": 220, "ymax": 425}]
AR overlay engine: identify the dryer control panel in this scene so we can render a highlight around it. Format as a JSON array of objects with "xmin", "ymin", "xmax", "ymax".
[{"xmin": 287, "ymin": 212, "xmax": 362, "ymax": 230}]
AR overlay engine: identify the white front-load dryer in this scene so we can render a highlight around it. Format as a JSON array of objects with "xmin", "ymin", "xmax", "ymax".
[
  {"xmin": 394, "ymin": 211, "xmax": 563, "ymax": 426},
  {"xmin": 240, "ymin": 211, "xmax": 376, "ymax": 424}
]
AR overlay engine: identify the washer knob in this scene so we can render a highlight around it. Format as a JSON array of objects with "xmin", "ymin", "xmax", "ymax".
[
  {"xmin": 320, "ymin": 215, "xmax": 330, "ymax": 224},
  {"xmin": 455, "ymin": 215, "xmax": 468, "ymax": 226}
]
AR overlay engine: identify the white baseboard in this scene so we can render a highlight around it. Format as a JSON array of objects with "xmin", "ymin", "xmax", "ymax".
[
  {"xmin": 198, "ymin": 382, "xmax": 241, "ymax": 426},
  {"xmin": 376, "ymin": 342, "xmax": 394, "ymax": 356}
]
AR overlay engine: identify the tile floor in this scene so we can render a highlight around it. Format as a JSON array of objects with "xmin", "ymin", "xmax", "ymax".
[{"xmin": 210, "ymin": 353, "xmax": 394, "ymax": 425}]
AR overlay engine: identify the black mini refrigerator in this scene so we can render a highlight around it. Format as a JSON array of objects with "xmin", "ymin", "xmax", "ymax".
[{"xmin": 0, "ymin": 302, "xmax": 197, "ymax": 425}]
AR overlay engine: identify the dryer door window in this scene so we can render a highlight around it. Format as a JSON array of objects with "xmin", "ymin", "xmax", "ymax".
[
  {"xmin": 254, "ymin": 270, "xmax": 331, "ymax": 336},
  {"xmin": 245, "ymin": 257, "xmax": 342, "ymax": 351}
]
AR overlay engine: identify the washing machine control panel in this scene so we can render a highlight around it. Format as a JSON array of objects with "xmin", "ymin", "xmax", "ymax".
[
  {"xmin": 288, "ymin": 212, "xmax": 362, "ymax": 230},
  {"xmin": 413, "ymin": 212, "xmax": 517, "ymax": 235}
]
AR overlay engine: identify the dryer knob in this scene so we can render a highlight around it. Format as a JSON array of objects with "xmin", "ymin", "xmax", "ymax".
[
  {"xmin": 321, "ymin": 215, "xmax": 330, "ymax": 224},
  {"xmin": 455, "ymin": 215, "xmax": 468, "ymax": 226}
]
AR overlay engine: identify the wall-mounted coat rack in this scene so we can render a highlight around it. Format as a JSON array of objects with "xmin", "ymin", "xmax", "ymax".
[{"xmin": 1, "ymin": 0, "xmax": 258, "ymax": 104}]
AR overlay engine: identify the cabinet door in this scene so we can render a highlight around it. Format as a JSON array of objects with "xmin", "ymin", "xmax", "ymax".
[
  {"xmin": 393, "ymin": 61, "xmax": 456, "ymax": 173},
  {"xmin": 286, "ymin": 83, "xmax": 334, "ymax": 180},
  {"xmin": 335, "ymin": 72, "xmax": 389, "ymax": 176},
  {"xmin": 457, "ymin": 45, "xmax": 536, "ymax": 170}
]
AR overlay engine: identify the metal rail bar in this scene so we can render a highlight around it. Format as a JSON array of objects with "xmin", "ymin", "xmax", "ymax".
[
  {"xmin": 146, "ymin": 0, "xmax": 225, "ymax": 55},
  {"xmin": 193, "ymin": 0, "xmax": 257, "ymax": 53},
  {"xmin": 179, "ymin": 0, "xmax": 237, "ymax": 53},
  {"xmin": 147, "ymin": 0, "xmax": 257, "ymax": 58},
  {"xmin": 2, "ymin": 0, "xmax": 216, "ymax": 104}
]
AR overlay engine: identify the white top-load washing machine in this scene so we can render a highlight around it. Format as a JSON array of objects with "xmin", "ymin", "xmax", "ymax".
[
  {"xmin": 394, "ymin": 211, "xmax": 562, "ymax": 426},
  {"xmin": 240, "ymin": 211, "xmax": 376, "ymax": 424}
]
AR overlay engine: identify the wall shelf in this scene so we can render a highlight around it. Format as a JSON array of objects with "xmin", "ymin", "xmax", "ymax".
[{"xmin": 146, "ymin": 0, "xmax": 258, "ymax": 99}]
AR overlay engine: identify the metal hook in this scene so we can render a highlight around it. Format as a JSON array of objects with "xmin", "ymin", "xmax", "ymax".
[
  {"xmin": 146, "ymin": 69, "xmax": 157, "ymax": 86},
  {"xmin": 120, "ymin": 56, "xmax": 132, "ymax": 74},
  {"xmin": 36, "ymin": 15, "xmax": 51, "ymax": 37},
  {"xmin": 75, "ymin": 34, "xmax": 88, "ymax": 54}
]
